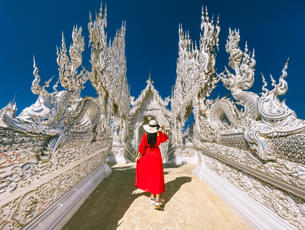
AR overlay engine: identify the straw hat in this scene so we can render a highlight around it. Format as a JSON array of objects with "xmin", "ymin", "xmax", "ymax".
[{"xmin": 143, "ymin": 120, "xmax": 160, "ymax": 134}]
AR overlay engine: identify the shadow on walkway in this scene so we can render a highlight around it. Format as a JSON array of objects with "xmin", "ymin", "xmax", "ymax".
[
  {"xmin": 161, "ymin": 176, "xmax": 192, "ymax": 210},
  {"xmin": 63, "ymin": 165, "xmax": 191, "ymax": 230}
]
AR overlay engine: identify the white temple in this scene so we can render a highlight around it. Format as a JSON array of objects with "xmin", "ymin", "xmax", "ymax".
[{"xmin": 0, "ymin": 4, "xmax": 304, "ymax": 230}]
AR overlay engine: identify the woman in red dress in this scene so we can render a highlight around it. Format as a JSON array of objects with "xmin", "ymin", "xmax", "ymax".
[{"xmin": 135, "ymin": 119, "xmax": 168, "ymax": 209}]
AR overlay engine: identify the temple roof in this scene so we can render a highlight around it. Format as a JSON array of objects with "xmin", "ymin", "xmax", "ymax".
[{"xmin": 130, "ymin": 77, "xmax": 170, "ymax": 116}]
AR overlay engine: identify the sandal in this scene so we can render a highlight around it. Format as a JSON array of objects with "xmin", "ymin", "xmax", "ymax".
[
  {"xmin": 154, "ymin": 200, "xmax": 163, "ymax": 210},
  {"xmin": 150, "ymin": 197, "xmax": 155, "ymax": 204},
  {"xmin": 154, "ymin": 202, "xmax": 161, "ymax": 210}
]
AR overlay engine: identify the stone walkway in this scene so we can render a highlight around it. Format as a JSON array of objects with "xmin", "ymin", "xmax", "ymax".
[{"xmin": 63, "ymin": 163, "xmax": 249, "ymax": 230}]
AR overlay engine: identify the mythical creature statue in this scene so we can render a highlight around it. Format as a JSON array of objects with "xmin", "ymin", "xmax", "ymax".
[
  {"xmin": 206, "ymin": 28, "xmax": 305, "ymax": 163},
  {"xmin": 219, "ymin": 29, "xmax": 259, "ymax": 123},
  {"xmin": 0, "ymin": 24, "xmax": 103, "ymax": 156}
]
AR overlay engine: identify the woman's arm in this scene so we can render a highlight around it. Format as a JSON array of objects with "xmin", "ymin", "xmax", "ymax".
[
  {"xmin": 161, "ymin": 125, "xmax": 167, "ymax": 135},
  {"xmin": 138, "ymin": 133, "xmax": 146, "ymax": 154},
  {"xmin": 159, "ymin": 125, "xmax": 168, "ymax": 143},
  {"xmin": 136, "ymin": 133, "xmax": 146, "ymax": 162},
  {"xmin": 135, "ymin": 152, "xmax": 141, "ymax": 162}
]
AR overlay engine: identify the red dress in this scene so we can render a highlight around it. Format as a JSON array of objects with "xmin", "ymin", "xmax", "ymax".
[{"xmin": 135, "ymin": 131, "xmax": 168, "ymax": 194}]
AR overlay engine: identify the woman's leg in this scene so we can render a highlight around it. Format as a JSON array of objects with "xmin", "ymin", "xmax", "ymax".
[
  {"xmin": 150, "ymin": 193, "xmax": 156, "ymax": 204},
  {"xmin": 154, "ymin": 194, "xmax": 163, "ymax": 209},
  {"xmin": 155, "ymin": 194, "xmax": 165, "ymax": 203}
]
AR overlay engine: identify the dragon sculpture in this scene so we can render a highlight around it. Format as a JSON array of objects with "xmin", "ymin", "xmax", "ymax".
[
  {"xmin": 209, "ymin": 28, "xmax": 305, "ymax": 163},
  {"xmin": 0, "ymin": 27, "xmax": 101, "ymax": 160}
]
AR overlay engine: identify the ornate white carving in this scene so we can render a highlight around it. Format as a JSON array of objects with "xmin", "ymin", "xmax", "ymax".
[
  {"xmin": 219, "ymin": 28, "xmax": 259, "ymax": 123},
  {"xmin": 0, "ymin": 4, "xmax": 305, "ymax": 230},
  {"xmin": 171, "ymin": 7, "xmax": 220, "ymax": 147},
  {"xmin": 0, "ymin": 102, "xmax": 17, "ymax": 127},
  {"xmin": 210, "ymin": 28, "xmax": 305, "ymax": 162},
  {"xmin": 0, "ymin": 4, "xmax": 127, "ymax": 228},
  {"xmin": 57, "ymin": 27, "xmax": 88, "ymax": 92},
  {"xmin": 168, "ymin": 7, "xmax": 305, "ymax": 229},
  {"xmin": 87, "ymin": 5, "xmax": 130, "ymax": 160},
  {"xmin": 201, "ymin": 154, "xmax": 305, "ymax": 229}
]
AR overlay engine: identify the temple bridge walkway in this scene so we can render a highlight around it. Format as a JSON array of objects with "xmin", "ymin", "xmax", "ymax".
[{"xmin": 63, "ymin": 163, "xmax": 249, "ymax": 230}]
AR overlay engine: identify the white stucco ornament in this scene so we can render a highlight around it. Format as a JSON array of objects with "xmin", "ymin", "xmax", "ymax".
[{"xmin": 0, "ymin": 5, "xmax": 304, "ymax": 230}]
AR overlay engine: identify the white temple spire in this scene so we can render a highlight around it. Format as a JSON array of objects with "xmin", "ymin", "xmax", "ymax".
[{"xmin": 31, "ymin": 56, "xmax": 41, "ymax": 95}]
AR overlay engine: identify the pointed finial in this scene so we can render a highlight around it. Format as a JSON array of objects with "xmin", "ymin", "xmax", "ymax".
[
  {"xmin": 179, "ymin": 24, "xmax": 182, "ymax": 34},
  {"xmin": 205, "ymin": 6, "xmax": 208, "ymax": 19},
  {"xmin": 44, "ymin": 75, "xmax": 55, "ymax": 89},
  {"xmin": 279, "ymin": 58, "xmax": 290, "ymax": 81},
  {"xmin": 89, "ymin": 11, "xmax": 92, "ymax": 22},
  {"xmin": 146, "ymin": 71, "xmax": 154, "ymax": 85},
  {"xmin": 261, "ymin": 73, "xmax": 268, "ymax": 93},
  {"xmin": 33, "ymin": 55, "xmax": 37, "ymax": 68},
  {"xmin": 61, "ymin": 32, "xmax": 66, "ymax": 48},
  {"xmin": 270, "ymin": 74, "xmax": 276, "ymax": 87},
  {"xmin": 245, "ymin": 41, "xmax": 248, "ymax": 53},
  {"xmin": 53, "ymin": 78, "xmax": 60, "ymax": 92},
  {"xmin": 104, "ymin": 3, "xmax": 108, "ymax": 28},
  {"xmin": 12, "ymin": 91, "xmax": 17, "ymax": 104},
  {"xmin": 99, "ymin": 1, "xmax": 103, "ymax": 17},
  {"xmin": 33, "ymin": 55, "xmax": 40, "ymax": 79},
  {"xmin": 122, "ymin": 20, "xmax": 126, "ymax": 30},
  {"xmin": 31, "ymin": 55, "xmax": 41, "ymax": 95}
]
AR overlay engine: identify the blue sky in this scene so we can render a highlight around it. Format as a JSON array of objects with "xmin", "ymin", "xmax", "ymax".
[{"xmin": 0, "ymin": 0, "xmax": 304, "ymax": 118}]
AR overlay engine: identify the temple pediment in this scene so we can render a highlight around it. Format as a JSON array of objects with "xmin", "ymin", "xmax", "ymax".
[
  {"xmin": 123, "ymin": 77, "xmax": 173, "ymax": 162},
  {"xmin": 130, "ymin": 77, "xmax": 170, "ymax": 116}
]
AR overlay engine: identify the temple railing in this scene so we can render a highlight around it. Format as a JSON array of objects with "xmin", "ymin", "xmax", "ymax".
[{"xmin": 0, "ymin": 125, "xmax": 112, "ymax": 229}]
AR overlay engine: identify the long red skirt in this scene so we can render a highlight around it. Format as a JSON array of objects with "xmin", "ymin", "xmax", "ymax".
[{"xmin": 135, "ymin": 132, "xmax": 168, "ymax": 194}]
